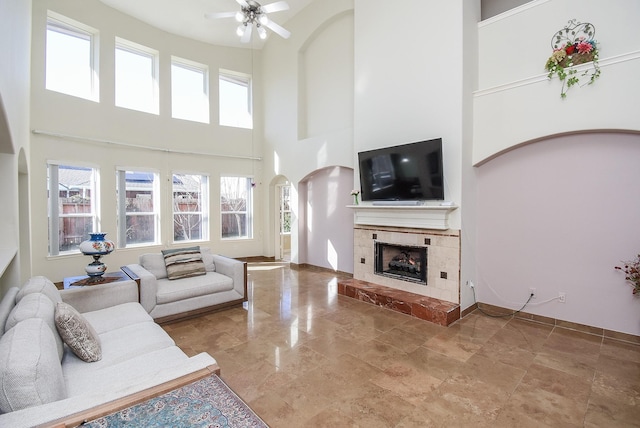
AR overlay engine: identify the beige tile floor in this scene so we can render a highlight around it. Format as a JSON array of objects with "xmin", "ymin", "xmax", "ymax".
[{"xmin": 163, "ymin": 262, "xmax": 640, "ymax": 427}]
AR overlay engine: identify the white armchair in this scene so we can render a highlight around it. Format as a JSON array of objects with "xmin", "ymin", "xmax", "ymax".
[{"xmin": 126, "ymin": 248, "xmax": 247, "ymax": 323}]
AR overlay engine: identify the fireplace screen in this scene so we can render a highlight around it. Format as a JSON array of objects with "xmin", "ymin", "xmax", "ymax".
[{"xmin": 374, "ymin": 242, "xmax": 427, "ymax": 284}]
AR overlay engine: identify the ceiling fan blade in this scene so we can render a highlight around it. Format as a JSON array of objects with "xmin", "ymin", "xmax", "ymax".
[
  {"xmin": 235, "ymin": 0, "xmax": 250, "ymax": 7},
  {"xmin": 261, "ymin": 1, "xmax": 290, "ymax": 14},
  {"xmin": 265, "ymin": 20, "xmax": 290, "ymax": 39},
  {"xmin": 204, "ymin": 11, "xmax": 237, "ymax": 19},
  {"xmin": 241, "ymin": 24, "xmax": 253, "ymax": 43}
]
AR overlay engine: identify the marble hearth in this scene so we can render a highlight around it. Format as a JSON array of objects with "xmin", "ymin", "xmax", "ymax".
[{"xmin": 337, "ymin": 279, "xmax": 460, "ymax": 326}]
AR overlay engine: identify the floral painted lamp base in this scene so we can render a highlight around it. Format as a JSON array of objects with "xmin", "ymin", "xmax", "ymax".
[{"xmin": 79, "ymin": 233, "xmax": 115, "ymax": 277}]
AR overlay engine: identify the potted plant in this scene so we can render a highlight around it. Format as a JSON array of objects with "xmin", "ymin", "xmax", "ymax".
[
  {"xmin": 615, "ymin": 254, "xmax": 640, "ymax": 295},
  {"xmin": 545, "ymin": 19, "xmax": 601, "ymax": 98}
]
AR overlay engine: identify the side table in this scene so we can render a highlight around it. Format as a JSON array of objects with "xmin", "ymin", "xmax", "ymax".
[{"xmin": 63, "ymin": 268, "xmax": 141, "ymax": 302}]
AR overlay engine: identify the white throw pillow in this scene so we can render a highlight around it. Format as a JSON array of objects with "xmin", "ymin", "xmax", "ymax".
[
  {"xmin": 140, "ymin": 253, "xmax": 168, "ymax": 280},
  {"xmin": 54, "ymin": 302, "xmax": 102, "ymax": 363},
  {"xmin": 200, "ymin": 247, "xmax": 216, "ymax": 272},
  {"xmin": 0, "ymin": 318, "xmax": 66, "ymax": 412}
]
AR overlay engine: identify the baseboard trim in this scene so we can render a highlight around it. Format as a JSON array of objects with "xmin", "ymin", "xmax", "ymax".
[{"xmin": 469, "ymin": 302, "xmax": 640, "ymax": 345}]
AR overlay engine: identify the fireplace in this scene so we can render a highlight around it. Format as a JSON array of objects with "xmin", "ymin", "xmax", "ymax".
[{"xmin": 375, "ymin": 242, "xmax": 427, "ymax": 285}]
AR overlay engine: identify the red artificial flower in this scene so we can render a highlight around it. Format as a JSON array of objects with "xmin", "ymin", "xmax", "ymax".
[
  {"xmin": 577, "ymin": 41, "xmax": 593, "ymax": 54},
  {"xmin": 565, "ymin": 44, "xmax": 576, "ymax": 55}
]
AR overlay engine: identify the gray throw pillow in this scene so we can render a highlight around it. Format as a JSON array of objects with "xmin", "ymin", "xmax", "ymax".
[
  {"xmin": 54, "ymin": 302, "xmax": 102, "ymax": 362},
  {"xmin": 162, "ymin": 246, "xmax": 207, "ymax": 280}
]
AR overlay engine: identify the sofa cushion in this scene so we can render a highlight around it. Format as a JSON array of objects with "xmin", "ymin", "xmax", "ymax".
[
  {"xmin": 0, "ymin": 318, "xmax": 66, "ymax": 413},
  {"xmin": 200, "ymin": 247, "xmax": 216, "ymax": 272},
  {"xmin": 156, "ymin": 272, "xmax": 234, "ymax": 305},
  {"xmin": 62, "ymin": 321, "xmax": 175, "ymax": 382},
  {"xmin": 162, "ymin": 246, "xmax": 206, "ymax": 280},
  {"xmin": 0, "ymin": 287, "xmax": 19, "ymax": 339},
  {"xmin": 16, "ymin": 276, "xmax": 61, "ymax": 305},
  {"xmin": 140, "ymin": 253, "xmax": 168, "ymax": 280},
  {"xmin": 5, "ymin": 293, "xmax": 64, "ymax": 360},
  {"xmin": 82, "ymin": 302, "xmax": 154, "ymax": 335},
  {"xmin": 54, "ymin": 302, "xmax": 102, "ymax": 363}
]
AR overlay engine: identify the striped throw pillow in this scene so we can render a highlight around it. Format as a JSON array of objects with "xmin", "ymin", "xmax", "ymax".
[{"xmin": 162, "ymin": 246, "xmax": 207, "ymax": 280}]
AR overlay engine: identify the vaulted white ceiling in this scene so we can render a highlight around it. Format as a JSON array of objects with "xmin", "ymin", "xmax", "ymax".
[{"xmin": 98, "ymin": 0, "xmax": 313, "ymax": 49}]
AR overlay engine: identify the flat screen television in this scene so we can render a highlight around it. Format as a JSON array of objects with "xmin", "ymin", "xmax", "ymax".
[{"xmin": 358, "ymin": 138, "xmax": 444, "ymax": 202}]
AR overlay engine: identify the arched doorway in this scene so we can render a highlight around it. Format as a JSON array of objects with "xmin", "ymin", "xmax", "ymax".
[{"xmin": 271, "ymin": 175, "xmax": 291, "ymax": 261}]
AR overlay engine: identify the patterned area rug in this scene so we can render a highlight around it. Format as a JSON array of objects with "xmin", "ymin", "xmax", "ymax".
[{"xmin": 84, "ymin": 374, "xmax": 268, "ymax": 427}]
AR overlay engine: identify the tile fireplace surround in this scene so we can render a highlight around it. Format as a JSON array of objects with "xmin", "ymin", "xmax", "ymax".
[
  {"xmin": 353, "ymin": 225, "xmax": 461, "ymax": 303},
  {"xmin": 339, "ymin": 214, "xmax": 461, "ymax": 326}
]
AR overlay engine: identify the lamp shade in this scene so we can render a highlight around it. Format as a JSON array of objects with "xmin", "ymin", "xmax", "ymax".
[
  {"xmin": 79, "ymin": 233, "xmax": 115, "ymax": 277},
  {"xmin": 79, "ymin": 233, "xmax": 114, "ymax": 255}
]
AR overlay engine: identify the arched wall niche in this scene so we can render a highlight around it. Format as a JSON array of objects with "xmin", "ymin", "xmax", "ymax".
[
  {"xmin": 297, "ymin": 9, "xmax": 354, "ymax": 140},
  {"xmin": 474, "ymin": 130, "xmax": 640, "ymax": 335},
  {"xmin": 474, "ymin": 129, "xmax": 640, "ymax": 167},
  {"xmin": 297, "ymin": 165, "xmax": 354, "ymax": 273}
]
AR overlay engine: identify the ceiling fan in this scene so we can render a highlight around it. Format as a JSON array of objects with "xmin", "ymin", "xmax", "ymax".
[{"xmin": 205, "ymin": 0, "xmax": 291, "ymax": 43}]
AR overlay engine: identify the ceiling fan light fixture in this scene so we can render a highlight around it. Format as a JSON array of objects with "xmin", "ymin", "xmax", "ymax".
[
  {"xmin": 236, "ymin": 24, "xmax": 246, "ymax": 37},
  {"xmin": 257, "ymin": 26, "xmax": 267, "ymax": 39},
  {"xmin": 258, "ymin": 14, "xmax": 269, "ymax": 25},
  {"xmin": 235, "ymin": 11, "xmax": 245, "ymax": 22}
]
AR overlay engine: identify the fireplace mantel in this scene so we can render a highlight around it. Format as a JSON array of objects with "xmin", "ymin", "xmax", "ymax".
[{"xmin": 348, "ymin": 204, "xmax": 457, "ymax": 230}]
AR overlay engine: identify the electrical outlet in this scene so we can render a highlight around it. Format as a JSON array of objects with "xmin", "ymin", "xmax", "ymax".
[
  {"xmin": 468, "ymin": 280, "xmax": 475, "ymax": 289},
  {"xmin": 529, "ymin": 288, "xmax": 536, "ymax": 299},
  {"xmin": 559, "ymin": 292, "xmax": 566, "ymax": 303}
]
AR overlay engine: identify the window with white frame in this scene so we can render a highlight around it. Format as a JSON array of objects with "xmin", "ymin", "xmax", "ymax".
[
  {"xmin": 116, "ymin": 170, "xmax": 160, "ymax": 248},
  {"xmin": 48, "ymin": 164, "xmax": 98, "ymax": 255},
  {"xmin": 220, "ymin": 176, "xmax": 253, "ymax": 239},
  {"xmin": 171, "ymin": 57, "xmax": 209, "ymax": 123},
  {"xmin": 115, "ymin": 38, "xmax": 158, "ymax": 114},
  {"xmin": 46, "ymin": 12, "xmax": 99, "ymax": 101},
  {"xmin": 173, "ymin": 173, "xmax": 209, "ymax": 242},
  {"xmin": 219, "ymin": 70, "xmax": 252, "ymax": 129}
]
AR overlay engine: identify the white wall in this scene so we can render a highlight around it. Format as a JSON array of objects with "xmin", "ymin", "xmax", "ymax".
[
  {"xmin": 261, "ymin": 0, "xmax": 355, "ymax": 265},
  {"xmin": 353, "ymin": 0, "xmax": 466, "ymax": 230},
  {"xmin": 30, "ymin": 0, "xmax": 265, "ymax": 282},
  {"xmin": 472, "ymin": 1, "xmax": 640, "ymax": 335},
  {"xmin": 474, "ymin": 0, "xmax": 640, "ymax": 164},
  {"xmin": 0, "ymin": 0, "xmax": 32, "ymax": 293}
]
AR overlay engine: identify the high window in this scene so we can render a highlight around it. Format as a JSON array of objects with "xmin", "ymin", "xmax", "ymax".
[
  {"xmin": 116, "ymin": 170, "xmax": 160, "ymax": 247},
  {"xmin": 46, "ymin": 12, "xmax": 99, "ymax": 101},
  {"xmin": 220, "ymin": 176, "xmax": 253, "ymax": 239},
  {"xmin": 115, "ymin": 38, "xmax": 158, "ymax": 114},
  {"xmin": 171, "ymin": 57, "xmax": 209, "ymax": 123},
  {"xmin": 173, "ymin": 173, "xmax": 209, "ymax": 242},
  {"xmin": 48, "ymin": 164, "xmax": 98, "ymax": 255},
  {"xmin": 219, "ymin": 70, "xmax": 252, "ymax": 129}
]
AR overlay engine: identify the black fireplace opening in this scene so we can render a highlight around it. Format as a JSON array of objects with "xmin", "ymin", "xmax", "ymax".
[{"xmin": 374, "ymin": 242, "xmax": 427, "ymax": 285}]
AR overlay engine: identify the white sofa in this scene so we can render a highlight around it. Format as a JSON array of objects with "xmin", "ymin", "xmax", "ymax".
[
  {"xmin": 125, "ymin": 247, "xmax": 247, "ymax": 323},
  {"xmin": 0, "ymin": 276, "xmax": 218, "ymax": 428}
]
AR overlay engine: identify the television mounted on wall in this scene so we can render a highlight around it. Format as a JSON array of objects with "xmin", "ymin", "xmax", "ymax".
[{"xmin": 358, "ymin": 138, "xmax": 444, "ymax": 202}]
